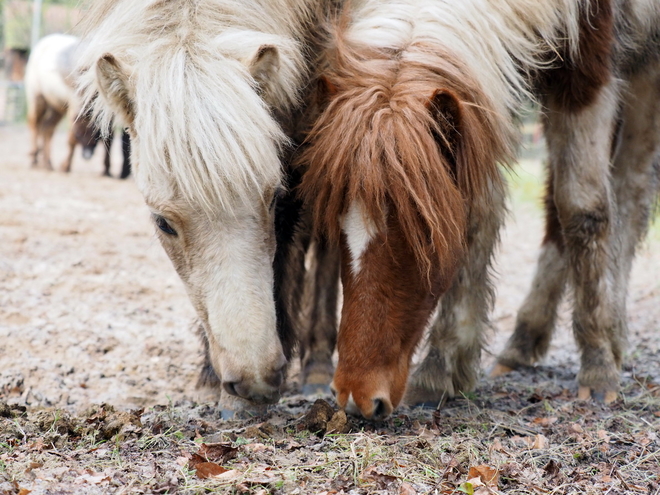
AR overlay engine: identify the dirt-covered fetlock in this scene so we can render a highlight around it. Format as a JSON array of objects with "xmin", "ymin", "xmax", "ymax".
[
  {"xmin": 301, "ymin": 361, "xmax": 334, "ymax": 395},
  {"xmin": 575, "ymin": 344, "xmax": 621, "ymax": 404},
  {"xmin": 404, "ymin": 350, "xmax": 455, "ymax": 408}
]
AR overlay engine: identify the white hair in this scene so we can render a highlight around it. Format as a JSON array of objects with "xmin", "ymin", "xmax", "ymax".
[
  {"xmin": 343, "ymin": 0, "xmax": 589, "ymax": 136},
  {"xmin": 76, "ymin": 0, "xmax": 316, "ymax": 213}
]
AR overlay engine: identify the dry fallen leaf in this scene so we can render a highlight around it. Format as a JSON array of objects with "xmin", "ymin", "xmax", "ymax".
[
  {"xmin": 197, "ymin": 442, "xmax": 238, "ymax": 464},
  {"xmin": 195, "ymin": 462, "xmax": 228, "ymax": 479},
  {"xmin": 399, "ymin": 482, "xmax": 416, "ymax": 495},
  {"xmin": 570, "ymin": 423, "xmax": 584, "ymax": 434},
  {"xmin": 531, "ymin": 434, "xmax": 548, "ymax": 449},
  {"xmin": 543, "ymin": 460, "xmax": 561, "ymax": 479},
  {"xmin": 532, "ymin": 417, "xmax": 558, "ymax": 427},
  {"xmin": 468, "ymin": 465, "xmax": 499, "ymax": 487},
  {"xmin": 360, "ymin": 465, "xmax": 398, "ymax": 489}
]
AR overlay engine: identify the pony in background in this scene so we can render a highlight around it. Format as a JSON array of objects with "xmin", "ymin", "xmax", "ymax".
[
  {"xmin": 25, "ymin": 34, "xmax": 107, "ymax": 173},
  {"xmin": 77, "ymin": 0, "xmax": 341, "ymax": 406},
  {"xmin": 300, "ymin": 0, "xmax": 660, "ymax": 418}
]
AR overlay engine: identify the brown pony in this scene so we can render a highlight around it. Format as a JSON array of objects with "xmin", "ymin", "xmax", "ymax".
[
  {"xmin": 299, "ymin": 11, "xmax": 510, "ymax": 419},
  {"xmin": 300, "ymin": 0, "xmax": 660, "ymax": 418}
]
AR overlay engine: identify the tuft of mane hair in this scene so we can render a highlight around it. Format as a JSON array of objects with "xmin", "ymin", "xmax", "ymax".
[
  {"xmin": 299, "ymin": 36, "xmax": 510, "ymax": 278},
  {"xmin": 299, "ymin": 0, "xmax": 595, "ymax": 277},
  {"xmin": 76, "ymin": 0, "xmax": 320, "ymax": 214}
]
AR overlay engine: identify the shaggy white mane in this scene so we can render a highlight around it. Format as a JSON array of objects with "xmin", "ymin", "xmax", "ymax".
[
  {"xmin": 343, "ymin": 0, "xmax": 590, "ymax": 151},
  {"xmin": 76, "ymin": 0, "xmax": 315, "ymax": 213}
]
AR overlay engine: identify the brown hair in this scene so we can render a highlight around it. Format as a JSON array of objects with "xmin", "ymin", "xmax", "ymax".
[{"xmin": 299, "ymin": 32, "xmax": 512, "ymax": 279}]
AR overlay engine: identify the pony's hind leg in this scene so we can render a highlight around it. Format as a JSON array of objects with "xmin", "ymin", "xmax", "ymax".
[
  {"xmin": 611, "ymin": 63, "xmax": 660, "ymax": 301},
  {"xmin": 299, "ymin": 238, "xmax": 339, "ymax": 395},
  {"xmin": 493, "ymin": 166, "xmax": 569, "ymax": 375},
  {"xmin": 61, "ymin": 126, "xmax": 77, "ymax": 173},
  {"xmin": 38, "ymin": 106, "xmax": 65, "ymax": 170},
  {"xmin": 28, "ymin": 94, "xmax": 47, "ymax": 167},
  {"xmin": 549, "ymin": 81, "xmax": 624, "ymax": 402},
  {"xmin": 405, "ymin": 178, "xmax": 506, "ymax": 406}
]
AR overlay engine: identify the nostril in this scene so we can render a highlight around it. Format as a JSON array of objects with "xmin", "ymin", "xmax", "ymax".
[
  {"xmin": 223, "ymin": 381, "xmax": 239, "ymax": 397},
  {"xmin": 266, "ymin": 367, "xmax": 285, "ymax": 389},
  {"xmin": 372, "ymin": 398, "xmax": 393, "ymax": 421}
]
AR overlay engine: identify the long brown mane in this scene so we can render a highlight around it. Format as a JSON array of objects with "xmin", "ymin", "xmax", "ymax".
[{"xmin": 299, "ymin": 31, "xmax": 513, "ymax": 277}]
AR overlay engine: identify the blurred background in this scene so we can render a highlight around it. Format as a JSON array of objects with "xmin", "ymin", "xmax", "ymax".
[{"xmin": 0, "ymin": 0, "xmax": 84, "ymax": 124}]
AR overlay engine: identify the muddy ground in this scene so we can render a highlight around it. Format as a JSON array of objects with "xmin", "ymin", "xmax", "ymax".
[{"xmin": 0, "ymin": 125, "xmax": 658, "ymax": 494}]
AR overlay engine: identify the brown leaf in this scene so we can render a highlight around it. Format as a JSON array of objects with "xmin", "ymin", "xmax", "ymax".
[
  {"xmin": 399, "ymin": 482, "xmax": 416, "ymax": 495},
  {"xmin": 361, "ymin": 465, "xmax": 398, "ymax": 489},
  {"xmin": 18, "ymin": 489, "xmax": 31, "ymax": 495},
  {"xmin": 543, "ymin": 460, "xmax": 561, "ymax": 478},
  {"xmin": 195, "ymin": 462, "xmax": 228, "ymax": 479},
  {"xmin": 570, "ymin": 423, "xmax": 583, "ymax": 433},
  {"xmin": 531, "ymin": 434, "xmax": 548, "ymax": 449},
  {"xmin": 326, "ymin": 409, "xmax": 349, "ymax": 434},
  {"xmin": 198, "ymin": 442, "xmax": 238, "ymax": 464},
  {"xmin": 532, "ymin": 417, "xmax": 558, "ymax": 427},
  {"xmin": 300, "ymin": 399, "xmax": 335, "ymax": 435},
  {"xmin": 468, "ymin": 465, "xmax": 499, "ymax": 487}
]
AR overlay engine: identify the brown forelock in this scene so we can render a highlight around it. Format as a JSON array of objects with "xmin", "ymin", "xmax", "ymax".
[
  {"xmin": 540, "ymin": 0, "xmax": 614, "ymax": 111},
  {"xmin": 299, "ymin": 39, "xmax": 509, "ymax": 280}
]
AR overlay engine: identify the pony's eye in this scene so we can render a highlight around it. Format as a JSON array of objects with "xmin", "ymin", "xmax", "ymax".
[{"xmin": 153, "ymin": 215, "xmax": 177, "ymax": 236}]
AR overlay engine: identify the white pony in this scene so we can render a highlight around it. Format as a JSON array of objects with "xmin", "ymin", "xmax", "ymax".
[
  {"xmin": 76, "ymin": 0, "xmax": 333, "ymax": 404},
  {"xmin": 25, "ymin": 33, "xmax": 104, "ymax": 171}
]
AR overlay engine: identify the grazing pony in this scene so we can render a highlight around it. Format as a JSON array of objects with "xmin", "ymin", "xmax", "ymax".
[
  {"xmin": 77, "ymin": 0, "xmax": 340, "ymax": 405},
  {"xmin": 300, "ymin": 0, "xmax": 660, "ymax": 418},
  {"xmin": 25, "ymin": 34, "xmax": 106, "ymax": 172}
]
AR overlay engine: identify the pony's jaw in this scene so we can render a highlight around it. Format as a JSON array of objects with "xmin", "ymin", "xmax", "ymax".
[{"xmin": 146, "ymin": 193, "xmax": 286, "ymax": 405}]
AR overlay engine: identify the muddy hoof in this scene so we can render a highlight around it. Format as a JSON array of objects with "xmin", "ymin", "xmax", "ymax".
[
  {"xmin": 577, "ymin": 386, "xmax": 617, "ymax": 404},
  {"xmin": 490, "ymin": 363, "xmax": 514, "ymax": 378},
  {"xmin": 218, "ymin": 393, "xmax": 268, "ymax": 420},
  {"xmin": 302, "ymin": 383, "xmax": 332, "ymax": 396}
]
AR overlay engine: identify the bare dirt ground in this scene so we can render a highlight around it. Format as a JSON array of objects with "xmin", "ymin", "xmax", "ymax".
[{"xmin": 0, "ymin": 124, "xmax": 658, "ymax": 494}]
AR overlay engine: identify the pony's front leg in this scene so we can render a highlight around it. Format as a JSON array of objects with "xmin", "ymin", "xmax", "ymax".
[
  {"xmin": 405, "ymin": 178, "xmax": 506, "ymax": 407},
  {"xmin": 119, "ymin": 130, "xmax": 131, "ymax": 179},
  {"xmin": 550, "ymin": 81, "xmax": 623, "ymax": 403},
  {"xmin": 60, "ymin": 127, "xmax": 77, "ymax": 173},
  {"xmin": 102, "ymin": 131, "xmax": 114, "ymax": 177},
  {"xmin": 493, "ymin": 167, "xmax": 569, "ymax": 375},
  {"xmin": 299, "ymin": 238, "xmax": 339, "ymax": 395}
]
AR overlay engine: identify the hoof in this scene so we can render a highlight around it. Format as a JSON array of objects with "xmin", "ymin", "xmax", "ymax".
[
  {"xmin": 404, "ymin": 384, "xmax": 450, "ymax": 409},
  {"xmin": 577, "ymin": 386, "xmax": 618, "ymax": 404},
  {"xmin": 302, "ymin": 383, "xmax": 332, "ymax": 396},
  {"xmin": 490, "ymin": 363, "xmax": 514, "ymax": 378}
]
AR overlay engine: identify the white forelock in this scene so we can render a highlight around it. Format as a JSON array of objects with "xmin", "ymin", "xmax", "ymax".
[{"xmin": 76, "ymin": 0, "xmax": 314, "ymax": 213}]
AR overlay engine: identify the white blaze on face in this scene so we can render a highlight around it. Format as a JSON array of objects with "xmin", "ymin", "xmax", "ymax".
[{"xmin": 342, "ymin": 200, "xmax": 378, "ymax": 276}]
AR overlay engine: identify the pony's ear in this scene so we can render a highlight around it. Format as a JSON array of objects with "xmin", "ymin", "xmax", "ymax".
[
  {"xmin": 248, "ymin": 45, "xmax": 280, "ymax": 87},
  {"xmin": 96, "ymin": 54, "xmax": 134, "ymax": 126},
  {"xmin": 427, "ymin": 89, "xmax": 462, "ymax": 179}
]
